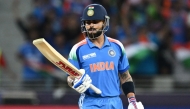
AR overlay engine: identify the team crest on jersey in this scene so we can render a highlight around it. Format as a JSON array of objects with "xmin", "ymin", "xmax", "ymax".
[{"xmin": 108, "ymin": 49, "xmax": 116, "ymax": 57}]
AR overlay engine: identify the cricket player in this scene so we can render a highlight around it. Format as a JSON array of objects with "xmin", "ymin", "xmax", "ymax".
[{"xmin": 67, "ymin": 4, "xmax": 144, "ymax": 109}]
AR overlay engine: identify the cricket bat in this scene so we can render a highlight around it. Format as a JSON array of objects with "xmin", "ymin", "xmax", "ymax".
[{"xmin": 33, "ymin": 38, "xmax": 101, "ymax": 94}]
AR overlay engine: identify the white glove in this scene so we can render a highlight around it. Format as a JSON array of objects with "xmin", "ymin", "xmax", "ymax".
[
  {"xmin": 128, "ymin": 97, "xmax": 144, "ymax": 109},
  {"xmin": 72, "ymin": 69, "xmax": 92, "ymax": 93}
]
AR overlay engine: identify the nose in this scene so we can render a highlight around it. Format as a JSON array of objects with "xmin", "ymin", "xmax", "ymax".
[{"xmin": 89, "ymin": 23, "xmax": 94, "ymax": 27}]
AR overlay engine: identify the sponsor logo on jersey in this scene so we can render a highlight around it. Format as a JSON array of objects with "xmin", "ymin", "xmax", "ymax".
[
  {"xmin": 89, "ymin": 61, "xmax": 114, "ymax": 72},
  {"xmin": 82, "ymin": 52, "xmax": 96, "ymax": 60},
  {"xmin": 108, "ymin": 49, "xmax": 116, "ymax": 57}
]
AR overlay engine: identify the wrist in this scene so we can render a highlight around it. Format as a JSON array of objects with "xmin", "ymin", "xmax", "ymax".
[{"xmin": 127, "ymin": 92, "xmax": 135, "ymax": 98}]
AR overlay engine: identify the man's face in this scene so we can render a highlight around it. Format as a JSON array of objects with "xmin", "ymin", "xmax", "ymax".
[{"xmin": 84, "ymin": 20, "xmax": 104, "ymax": 39}]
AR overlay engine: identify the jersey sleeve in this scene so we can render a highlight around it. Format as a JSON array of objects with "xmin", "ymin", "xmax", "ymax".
[
  {"xmin": 68, "ymin": 45, "xmax": 80, "ymax": 69},
  {"xmin": 117, "ymin": 41, "xmax": 130, "ymax": 74}
]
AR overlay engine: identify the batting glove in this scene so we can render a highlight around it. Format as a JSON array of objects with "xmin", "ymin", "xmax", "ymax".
[
  {"xmin": 72, "ymin": 69, "xmax": 92, "ymax": 93},
  {"xmin": 128, "ymin": 97, "xmax": 144, "ymax": 109}
]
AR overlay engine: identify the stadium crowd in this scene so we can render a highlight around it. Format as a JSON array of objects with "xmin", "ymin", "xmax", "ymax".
[{"xmin": 11, "ymin": 0, "xmax": 190, "ymax": 91}]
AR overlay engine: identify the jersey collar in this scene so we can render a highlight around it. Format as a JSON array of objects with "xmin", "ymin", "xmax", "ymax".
[{"xmin": 86, "ymin": 35, "xmax": 111, "ymax": 48}]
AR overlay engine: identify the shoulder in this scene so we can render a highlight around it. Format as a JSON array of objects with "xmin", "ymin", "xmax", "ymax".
[
  {"xmin": 69, "ymin": 39, "xmax": 87, "ymax": 60},
  {"xmin": 75, "ymin": 39, "xmax": 87, "ymax": 47},
  {"xmin": 107, "ymin": 37, "xmax": 125, "ymax": 49},
  {"xmin": 71, "ymin": 39, "xmax": 87, "ymax": 52},
  {"xmin": 107, "ymin": 37, "xmax": 126, "ymax": 55}
]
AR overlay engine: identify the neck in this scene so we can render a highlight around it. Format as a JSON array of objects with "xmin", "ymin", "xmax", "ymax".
[{"xmin": 90, "ymin": 33, "xmax": 104, "ymax": 48}]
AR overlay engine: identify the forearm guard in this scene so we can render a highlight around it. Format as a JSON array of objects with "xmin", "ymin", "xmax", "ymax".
[{"xmin": 122, "ymin": 82, "xmax": 135, "ymax": 95}]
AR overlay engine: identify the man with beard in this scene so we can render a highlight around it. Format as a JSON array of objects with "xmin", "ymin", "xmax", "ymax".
[{"xmin": 67, "ymin": 4, "xmax": 144, "ymax": 109}]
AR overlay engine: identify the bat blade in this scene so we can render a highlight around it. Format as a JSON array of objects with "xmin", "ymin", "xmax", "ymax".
[
  {"xmin": 33, "ymin": 38, "xmax": 81, "ymax": 77},
  {"xmin": 33, "ymin": 38, "xmax": 101, "ymax": 94}
]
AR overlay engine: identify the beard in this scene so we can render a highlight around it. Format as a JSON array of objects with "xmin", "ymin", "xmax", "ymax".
[{"xmin": 87, "ymin": 28, "xmax": 102, "ymax": 39}]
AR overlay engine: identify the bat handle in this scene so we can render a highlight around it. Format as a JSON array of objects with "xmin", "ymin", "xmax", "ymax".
[{"xmin": 90, "ymin": 84, "xmax": 102, "ymax": 94}]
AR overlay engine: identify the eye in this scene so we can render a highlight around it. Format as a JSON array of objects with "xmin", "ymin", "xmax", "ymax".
[
  {"xmin": 85, "ymin": 20, "xmax": 102, "ymax": 25},
  {"xmin": 93, "ymin": 20, "xmax": 101, "ymax": 24},
  {"xmin": 85, "ymin": 22, "xmax": 91, "ymax": 25}
]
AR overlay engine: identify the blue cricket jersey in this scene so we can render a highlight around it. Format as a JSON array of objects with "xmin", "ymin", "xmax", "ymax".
[{"xmin": 68, "ymin": 35, "xmax": 130, "ymax": 97}]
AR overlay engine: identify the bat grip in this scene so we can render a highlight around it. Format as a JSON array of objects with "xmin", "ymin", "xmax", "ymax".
[{"xmin": 90, "ymin": 84, "xmax": 102, "ymax": 94}]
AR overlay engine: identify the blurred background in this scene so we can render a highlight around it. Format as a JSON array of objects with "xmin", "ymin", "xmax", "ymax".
[{"xmin": 0, "ymin": 0, "xmax": 190, "ymax": 109}]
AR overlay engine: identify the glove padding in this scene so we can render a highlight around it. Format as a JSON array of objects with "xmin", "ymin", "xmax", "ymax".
[
  {"xmin": 128, "ymin": 97, "xmax": 144, "ymax": 109},
  {"xmin": 72, "ymin": 69, "xmax": 92, "ymax": 93},
  {"xmin": 128, "ymin": 101, "xmax": 144, "ymax": 109}
]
